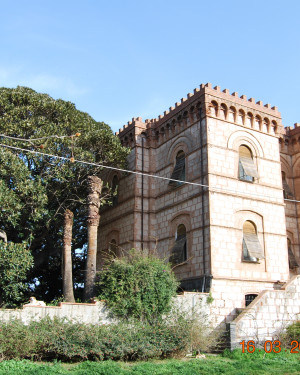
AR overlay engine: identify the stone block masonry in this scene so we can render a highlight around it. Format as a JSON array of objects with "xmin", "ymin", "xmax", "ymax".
[{"xmin": 229, "ymin": 275, "xmax": 300, "ymax": 349}]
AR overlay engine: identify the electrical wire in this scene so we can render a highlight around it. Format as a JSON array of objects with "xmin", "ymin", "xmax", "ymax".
[
  {"xmin": 0, "ymin": 142, "xmax": 297, "ymax": 205},
  {"xmin": 0, "ymin": 133, "xmax": 78, "ymax": 142}
]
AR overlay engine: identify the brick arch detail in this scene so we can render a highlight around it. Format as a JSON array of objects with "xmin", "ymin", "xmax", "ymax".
[
  {"xmin": 227, "ymin": 130, "xmax": 264, "ymax": 159},
  {"xmin": 167, "ymin": 136, "xmax": 193, "ymax": 164}
]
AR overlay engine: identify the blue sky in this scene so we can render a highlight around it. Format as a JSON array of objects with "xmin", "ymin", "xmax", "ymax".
[{"xmin": 1, "ymin": 0, "xmax": 299, "ymax": 133}]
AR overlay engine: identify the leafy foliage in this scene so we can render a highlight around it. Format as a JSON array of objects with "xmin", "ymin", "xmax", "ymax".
[
  {"xmin": 96, "ymin": 249, "xmax": 179, "ymax": 322},
  {"xmin": 0, "ymin": 242, "xmax": 33, "ymax": 306},
  {"xmin": 282, "ymin": 320, "xmax": 300, "ymax": 344},
  {"xmin": 0, "ymin": 317, "xmax": 190, "ymax": 362},
  {"xmin": 0, "ymin": 86, "xmax": 129, "ymax": 302}
]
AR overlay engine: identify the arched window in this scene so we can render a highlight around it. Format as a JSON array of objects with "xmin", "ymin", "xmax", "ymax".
[
  {"xmin": 170, "ymin": 224, "xmax": 187, "ymax": 265},
  {"xmin": 282, "ymin": 172, "xmax": 293, "ymax": 199},
  {"xmin": 109, "ymin": 239, "xmax": 118, "ymax": 257},
  {"xmin": 245, "ymin": 294, "xmax": 258, "ymax": 307},
  {"xmin": 287, "ymin": 238, "xmax": 299, "ymax": 269},
  {"xmin": 238, "ymin": 145, "xmax": 258, "ymax": 182},
  {"xmin": 169, "ymin": 151, "xmax": 185, "ymax": 187},
  {"xmin": 242, "ymin": 221, "xmax": 264, "ymax": 262},
  {"xmin": 111, "ymin": 175, "xmax": 119, "ymax": 206}
]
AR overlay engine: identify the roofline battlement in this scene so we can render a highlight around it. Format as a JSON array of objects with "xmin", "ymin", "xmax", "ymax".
[
  {"xmin": 116, "ymin": 83, "xmax": 285, "ymax": 147},
  {"xmin": 285, "ymin": 123, "xmax": 300, "ymax": 136}
]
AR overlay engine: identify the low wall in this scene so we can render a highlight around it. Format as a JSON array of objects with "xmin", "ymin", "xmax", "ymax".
[
  {"xmin": 229, "ymin": 275, "xmax": 300, "ymax": 349},
  {"xmin": 0, "ymin": 301, "xmax": 114, "ymax": 325},
  {"xmin": 0, "ymin": 292, "xmax": 211, "ymax": 325}
]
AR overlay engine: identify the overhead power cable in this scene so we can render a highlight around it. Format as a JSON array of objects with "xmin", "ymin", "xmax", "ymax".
[
  {"xmin": 0, "ymin": 133, "xmax": 80, "ymax": 142},
  {"xmin": 0, "ymin": 142, "xmax": 298, "ymax": 205}
]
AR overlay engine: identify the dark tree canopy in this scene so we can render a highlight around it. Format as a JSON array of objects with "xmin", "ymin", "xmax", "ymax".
[{"xmin": 0, "ymin": 86, "xmax": 130, "ymax": 303}]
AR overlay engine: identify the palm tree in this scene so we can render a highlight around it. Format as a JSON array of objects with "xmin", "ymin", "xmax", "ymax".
[
  {"xmin": 83, "ymin": 176, "xmax": 103, "ymax": 302},
  {"xmin": 62, "ymin": 209, "xmax": 75, "ymax": 302}
]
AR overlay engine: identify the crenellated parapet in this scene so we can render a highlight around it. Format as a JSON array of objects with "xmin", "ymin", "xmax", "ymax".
[
  {"xmin": 116, "ymin": 117, "xmax": 148, "ymax": 148},
  {"xmin": 116, "ymin": 83, "xmax": 285, "ymax": 148},
  {"xmin": 280, "ymin": 123, "xmax": 300, "ymax": 154}
]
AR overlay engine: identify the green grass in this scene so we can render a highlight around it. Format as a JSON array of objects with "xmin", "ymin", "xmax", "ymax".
[{"xmin": 0, "ymin": 352, "xmax": 299, "ymax": 375}]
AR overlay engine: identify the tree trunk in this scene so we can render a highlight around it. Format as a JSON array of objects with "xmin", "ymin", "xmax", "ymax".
[
  {"xmin": 83, "ymin": 176, "xmax": 103, "ymax": 302},
  {"xmin": 62, "ymin": 209, "xmax": 75, "ymax": 302}
]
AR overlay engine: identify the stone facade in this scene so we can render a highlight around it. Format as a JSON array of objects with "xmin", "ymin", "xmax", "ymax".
[{"xmin": 98, "ymin": 83, "xmax": 300, "ymax": 328}]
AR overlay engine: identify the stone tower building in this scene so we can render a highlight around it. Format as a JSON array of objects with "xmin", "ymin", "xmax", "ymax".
[{"xmin": 98, "ymin": 83, "xmax": 299, "ymax": 323}]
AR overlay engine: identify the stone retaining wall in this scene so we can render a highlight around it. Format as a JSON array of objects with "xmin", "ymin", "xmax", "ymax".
[{"xmin": 229, "ymin": 275, "xmax": 300, "ymax": 349}]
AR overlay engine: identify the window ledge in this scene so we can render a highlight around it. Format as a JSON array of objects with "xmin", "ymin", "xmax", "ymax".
[
  {"xmin": 242, "ymin": 259, "xmax": 260, "ymax": 264},
  {"xmin": 238, "ymin": 178, "xmax": 254, "ymax": 184}
]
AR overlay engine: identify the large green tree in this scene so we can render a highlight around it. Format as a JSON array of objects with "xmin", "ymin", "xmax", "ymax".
[{"xmin": 0, "ymin": 86, "xmax": 129, "ymax": 303}]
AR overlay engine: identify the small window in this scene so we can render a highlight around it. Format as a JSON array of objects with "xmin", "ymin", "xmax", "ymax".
[
  {"xmin": 169, "ymin": 151, "xmax": 185, "ymax": 187},
  {"xmin": 111, "ymin": 175, "xmax": 119, "ymax": 206},
  {"xmin": 170, "ymin": 224, "xmax": 187, "ymax": 265},
  {"xmin": 245, "ymin": 294, "xmax": 258, "ymax": 307},
  {"xmin": 282, "ymin": 172, "xmax": 293, "ymax": 199},
  {"xmin": 287, "ymin": 239, "xmax": 299, "ymax": 269},
  {"xmin": 242, "ymin": 221, "xmax": 264, "ymax": 262},
  {"xmin": 239, "ymin": 145, "xmax": 258, "ymax": 182}
]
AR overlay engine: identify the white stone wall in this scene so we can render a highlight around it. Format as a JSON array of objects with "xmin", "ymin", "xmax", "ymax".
[
  {"xmin": 0, "ymin": 302, "xmax": 114, "ymax": 325},
  {"xmin": 207, "ymin": 113, "xmax": 289, "ymax": 284},
  {"xmin": 229, "ymin": 275, "xmax": 300, "ymax": 348},
  {"xmin": 0, "ymin": 294, "xmax": 211, "ymax": 326}
]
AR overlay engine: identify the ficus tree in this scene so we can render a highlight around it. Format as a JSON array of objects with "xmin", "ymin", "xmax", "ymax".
[{"xmin": 0, "ymin": 86, "xmax": 129, "ymax": 303}]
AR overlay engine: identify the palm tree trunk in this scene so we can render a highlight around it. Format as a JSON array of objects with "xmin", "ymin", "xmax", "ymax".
[
  {"xmin": 83, "ymin": 176, "xmax": 103, "ymax": 302},
  {"xmin": 63, "ymin": 209, "xmax": 75, "ymax": 302}
]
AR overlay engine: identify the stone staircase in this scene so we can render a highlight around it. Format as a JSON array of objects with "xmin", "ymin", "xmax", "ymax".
[{"xmin": 228, "ymin": 275, "xmax": 300, "ymax": 350}]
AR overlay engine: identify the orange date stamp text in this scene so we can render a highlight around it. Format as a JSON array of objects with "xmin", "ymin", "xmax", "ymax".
[{"xmin": 239, "ymin": 340, "xmax": 300, "ymax": 353}]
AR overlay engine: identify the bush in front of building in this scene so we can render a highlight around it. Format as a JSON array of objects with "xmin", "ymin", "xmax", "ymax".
[
  {"xmin": 281, "ymin": 320, "xmax": 300, "ymax": 347},
  {"xmin": 95, "ymin": 249, "xmax": 179, "ymax": 322},
  {"xmin": 0, "ymin": 317, "xmax": 191, "ymax": 361}
]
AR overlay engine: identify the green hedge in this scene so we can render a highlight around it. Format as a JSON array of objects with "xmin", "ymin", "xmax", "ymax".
[{"xmin": 0, "ymin": 317, "xmax": 191, "ymax": 361}]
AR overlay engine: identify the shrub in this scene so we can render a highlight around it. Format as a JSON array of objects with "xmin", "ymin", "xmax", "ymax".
[
  {"xmin": 282, "ymin": 320, "xmax": 300, "ymax": 345},
  {"xmin": 95, "ymin": 249, "xmax": 178, "ymax": 322},
  {"xmin": 0, "ymin": 317, "xmax": 190, "ymax": 361},
  {"xmin": 0, "ymin": 242, "xmax": 33, "ymax": 307}
]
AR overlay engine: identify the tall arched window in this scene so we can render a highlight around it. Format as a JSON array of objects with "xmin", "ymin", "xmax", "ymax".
[
  {"xmin": 242, "ymin": 221, "xmax": 264, "ymax": 262},
  {"xmin": 287, "ymin": 238, "xmax": 299, "ymax": 269},
  {"xmin": 111, "ymin": 175, "xmax": 119, "ymax": 206},
  {"xmin": 169, "ymin": 151, "xmax": 185, "ymax": 187},
  {"xmin": 170, "ymin": 224, "xmax": 187, "ymax": 265},
  {"xmin": 239, "ymin": 145, "xmax": 258, "ymax": 182}
]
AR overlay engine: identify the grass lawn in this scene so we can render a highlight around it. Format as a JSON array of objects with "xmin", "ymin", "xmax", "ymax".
[{"xmin": 0, "ymin": 351, "xmax": 299, "ymax": 375}]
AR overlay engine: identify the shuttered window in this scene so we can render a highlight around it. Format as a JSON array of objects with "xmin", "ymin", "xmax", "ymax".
[
  {"xmin": 239, "ymin": 145, "xmax": 258, "ymax": 182},
  {"xmin": 242, "ymin": 221, "xmax": 264, "ymax": 261},
  {"xmin": 288, "ymin": 239, "xmax": 299, "ymax": 269},
  {"xmin": 282, "ymin": 172, "xmax": 293, "ymax": 199},
  {"xmin": 169, "ymin": 151, "xmax": 185, "ymax": 186},
  {"xmin": 170, "ymin": 224, "xmax": 187, "ymax": 265}
]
